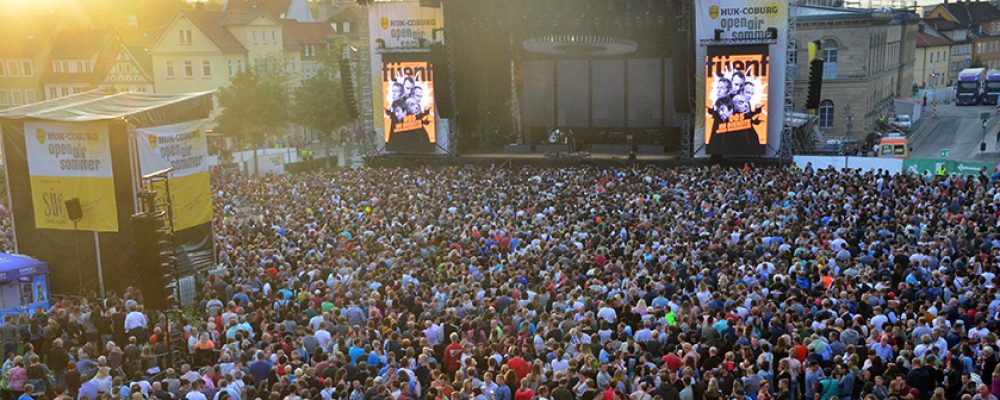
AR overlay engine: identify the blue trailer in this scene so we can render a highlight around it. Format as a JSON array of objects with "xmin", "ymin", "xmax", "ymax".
[
  {"xmin": 985, "ymin": 69, "xmax": 1000, "ymax": 105},
  {"xmin": 0, "ymin": 253, "xmax": 49, "ymax": 317},
  {"xmin": 956, "ymin": 67, "xmax": 986, "ymax": 105}
]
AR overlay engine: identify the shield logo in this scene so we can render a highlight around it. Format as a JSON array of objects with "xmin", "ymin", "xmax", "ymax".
[
  {"xmin": 380, "ymin": 17, "xmax": 389, "ymax": 30},
  {"xmin": 147, "ymin": 134, "xmax": 158, "ymax": 149},
  {"xmin": 709, "ymin": 5, "xmax": 719, "ymax": 19},
  {"xmin": 35, "ymin": 129, "xmax": 45, "ymax": 144}
]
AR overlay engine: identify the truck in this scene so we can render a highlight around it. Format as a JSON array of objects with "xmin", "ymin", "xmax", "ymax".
[
  {"xmin": 985, "ymin": 69, "xmax": 1000, "ymax": 105},
  {"xmin": 956, "ymin": 67, "xmax": 986, "ymax": 105}
]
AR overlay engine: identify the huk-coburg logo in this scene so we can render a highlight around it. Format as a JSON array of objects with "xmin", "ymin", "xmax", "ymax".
[
  {"xmin": 380, "ymin": 17, "xmax": 389, "ymax": 30},
  {"xmin": 36, "ymin": 129, "xmax": 45, "ymax": 144},
  {"xmin": 709, "ymin": 5, "xmax": 719, "ymax": 19},
  {"xmin": 147, "ymin": 134, "xmax": 158, "ymax": 149}
]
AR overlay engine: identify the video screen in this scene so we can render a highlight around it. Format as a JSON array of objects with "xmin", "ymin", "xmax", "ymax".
[
  {"xmin": 382, "ymin": 59, "xmax": 436, "ymax": 153},
  {"xmin": 704, "ymin": 45, "xmax": 769, "ymax": 155}
]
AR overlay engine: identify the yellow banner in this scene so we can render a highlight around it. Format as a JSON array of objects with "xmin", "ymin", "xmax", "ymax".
[
  {"xmin": 28, "ymin": 176, "xmax": 118, "ymax": 231},
  {"xmin": 25, "ymin": 121, "xmax": 118, "ymax": 232},
  {"xmin": 164, "ymin": 171, "xmax": 211, "ymax": 231},
  {"xmin": 135, "ymin": 120, "xmax": 212, "ymax": 231}
]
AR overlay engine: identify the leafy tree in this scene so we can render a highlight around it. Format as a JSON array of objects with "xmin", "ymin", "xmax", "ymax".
[
  {"xmin": 971, "ymin": 57, "xmax": 987, "ymax": 69},
  {"xmin": 216, "ymin": 56, "xmax": 290, "ymax": 175},
  {"xmin": 292, "ymin": 51, "xmax": 354, "ymax": 167}
]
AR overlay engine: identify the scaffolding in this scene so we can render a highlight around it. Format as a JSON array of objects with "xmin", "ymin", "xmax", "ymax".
[{"xmin": 781, "ymin": 1, "xmax": 799, "ymax": 163}]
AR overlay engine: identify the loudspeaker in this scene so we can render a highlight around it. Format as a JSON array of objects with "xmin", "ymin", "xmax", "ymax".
[
  {"xmin": 339, "ymin": 58, "xmax": 359, "ymax": 119},
  {"xmin": 65, "ymin": 198, "xmax": 83, "ymax": 223},
  {"xmin": 431, "ymin": 44, "xmax": 454, "ymax": 119}
]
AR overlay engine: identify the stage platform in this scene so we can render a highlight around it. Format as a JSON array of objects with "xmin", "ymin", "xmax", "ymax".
[
  {"xmin": 367, "ymin": 151, "xmax": 679, "ymax": 168},
  {"xmin": 366, "ymin": 149, "xmax": 786, "ymax": 168}
]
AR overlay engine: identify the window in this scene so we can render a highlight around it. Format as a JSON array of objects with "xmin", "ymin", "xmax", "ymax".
[
  {"xmin": 788, "ymin": 40, "xmax": 797, "ymax": 64},
  {"xmin": 272, "ymin": 30, "xmax": 277, "ymax": 43},
  {"xmin": 253, "ymin": 31, "xmax": 258, "ymax": 43},
  {"xmin": 165, "ymin": 61, "xmax": 175, "ymax": 78},
  {"xmin": 237, "ymin": 59, "xmax": 244, "ymax": 73},
  {"xmin": 48, "ymin": 87, "xmax": 56, "ymax": 99},
  {"xmin": 0, "ymin": 89, "xmax": 8, "ymax": 105},
  {"xmin": 7, "ymin": 61, "xmax": 18, "ymax": 77},
  {"xmin": 12, "ymin": 90, "xmax": 22, "ymax": 106},
  {"xmin": 202, "ymin": 60, "xmax": 211, "ymax": 78},
  {"xmin": 24, "ymin": 89, "xmax": 35, "ymax": 104},
  {"xmin": 60, "ymin": 87, "xmax": 69, "ymax": 97},
  {"xmin": 823, "ymin": 39, "xmax": 838, "ymax": 63},
  {"xmin": 343, "ymin": 22, "xmax": 350, "ymax": 33},
  {"xmin": 180, "ymin": 30, "xmax": 192, "ymax": 46},
  {"xmin": 52, "ymin": 61, "xmax": 61, "ymax": 73},
  {"xmin": 818, "ymin": 100, "xmax": 834, "ymax": 128},
  {"xmin": 305, "ymin": 44, "xmax": 315, "ymax": 57},
  {"xmin": 183, "ymin": 61, "xmax": 193, "ymax": 78},
  {"xmin": 0, "ymin": 62, "xmax": 5, "ymax": 77},
  {"xmin": 228, "ymin": 59, "xmax": 234, "ymax": 76}
]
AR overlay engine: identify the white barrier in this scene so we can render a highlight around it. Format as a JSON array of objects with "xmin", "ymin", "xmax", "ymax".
[{"xmin": 793, "ymin": 155, "xmax": 903, "ymax": 174}]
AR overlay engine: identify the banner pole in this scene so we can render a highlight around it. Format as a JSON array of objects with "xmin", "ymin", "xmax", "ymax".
[{"xmin": 94, "ymin": 231, "xmax": 105, "ymax": 297}]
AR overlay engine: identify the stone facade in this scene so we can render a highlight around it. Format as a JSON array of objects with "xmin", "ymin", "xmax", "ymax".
[{"xmin": 791, "ymin": 7, "xmax": 917, "ymax": 140}]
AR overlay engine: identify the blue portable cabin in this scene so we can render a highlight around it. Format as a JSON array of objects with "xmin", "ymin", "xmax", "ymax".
[{"xmin": 0, "ymin": 253, "xmax": 50, "ymax": 318}]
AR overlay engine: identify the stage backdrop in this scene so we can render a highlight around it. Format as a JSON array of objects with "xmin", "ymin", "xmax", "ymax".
[
  {"xmin": 368, "ymin": 0, "xmax": 448, "ymax": 154},
  {"xmin": 694, "ymin": 0, "xmax": 787, "ymax": 157}
]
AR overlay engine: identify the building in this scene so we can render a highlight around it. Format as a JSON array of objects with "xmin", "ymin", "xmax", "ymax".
[
  {"xmin": 791, "ymin": 5, "xmax": 918, "ymax": 139},
  {"xmin": 224, "ymin": 0, "xmax": 316, "ymax": 22},
  {"xmin": 0, "ymin": 14, "xmax": 64, "ymax": 108},
  {"xmin": 282, "ymin": 20, "xmax": 337, "ymax": 81},
  {"xmin": 42, "ymin": 29, "xmax": 155, "ymax": 99},
  {"xmin": 914, "ymin": 23, "xmax": 952, "ymax": 88},
  {"xmin": 924, "ymin": 18, "xmax": 974, "ymax": 83},
  {"xmin": 149, "ymin": 10, "xmax": 287, "ymax": 95},
  {"xmin": 149, "ymin": 7, "xmax": 337, "ymax": 96},
  {"xmin": 926, "ymin": 1, "xmax": 1000, "ymax": 69}
]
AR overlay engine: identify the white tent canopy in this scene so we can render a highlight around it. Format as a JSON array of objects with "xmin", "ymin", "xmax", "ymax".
[{"xmin": 0, "ymin": 90, "xmax": 214, "ymax": 126}]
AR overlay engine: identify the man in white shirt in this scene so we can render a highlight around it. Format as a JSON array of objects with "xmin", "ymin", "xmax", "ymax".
[
  {"xmin": 185, "ymin": 379, "xmax": 208, "ymax": 400},
  {"xmin": 597, "ymin": 302, "xmax": 617, "ymax": 324},
  {"xmin": 125, "ymin": 305, "xmax": 149, "ymax": 343},
  {"xmin": 315, "ymin": 322, "xmax": 333, "ymax": 352}
]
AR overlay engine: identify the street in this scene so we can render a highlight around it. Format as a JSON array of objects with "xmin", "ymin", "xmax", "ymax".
[{"xmin": 908, "ymin": 102, "xmax": 1000, "ymax": 163}]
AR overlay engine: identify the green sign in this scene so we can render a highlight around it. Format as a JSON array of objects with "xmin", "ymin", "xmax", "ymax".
[
  {"xmin": 940, "ymin": 149, "xmax": 949, "ymax": 158},
  {"xmin": 904, "ymin": 158, "xmax": 994, "ymax": 176}
]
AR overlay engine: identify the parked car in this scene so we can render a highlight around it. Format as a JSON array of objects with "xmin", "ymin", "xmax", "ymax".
[{"xmin": 890, "ymin": 114, "xmax": 912, "ymax": 132}]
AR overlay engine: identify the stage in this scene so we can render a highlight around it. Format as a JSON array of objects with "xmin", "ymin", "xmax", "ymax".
[{"xmin": 365, "ymin": 149, "xmax": 784, "ymax": 168}]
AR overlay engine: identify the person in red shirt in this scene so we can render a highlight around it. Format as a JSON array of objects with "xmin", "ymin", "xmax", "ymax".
[
  {"xmin": 513, "ymin": 378, "xmax": 535, "ymax": 400},
  {"xmin": 443, "ymin": 333, "xmax": 464, "ymax": 374},
  {"xmin": 661, "ymin": 348, "xmax": 683, "ymax": 372},
  {"xmin": 506, "ymin": 347, "xmax": 531, "ymax": 382}
]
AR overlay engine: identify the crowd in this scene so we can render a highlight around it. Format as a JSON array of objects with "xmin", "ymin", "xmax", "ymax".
[{"xmin": 6, "ymin": 164, "xmax": 1000, "ymax": 400}]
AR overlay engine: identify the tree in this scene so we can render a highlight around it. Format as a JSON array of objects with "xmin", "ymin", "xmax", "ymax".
[
  {"xmin": 216, "ymin": 56, "xmax": 290, "ymax": 175},
  {"xmin": 971, "ymin": 57, "xmax": 987, "ymax": 69},
  {"xmin": 292, "ymin": 52, "xmax": 354, "ymax": 167}
]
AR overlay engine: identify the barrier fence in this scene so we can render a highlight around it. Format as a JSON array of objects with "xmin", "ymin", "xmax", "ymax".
[{"xmin": 794, "ymin": 155, "xmax": 997, "ymax": 176}]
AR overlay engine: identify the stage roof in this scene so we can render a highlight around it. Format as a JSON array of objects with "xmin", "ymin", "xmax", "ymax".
[{"xmin": 0, "ymin": 90, "xmax": 214, "ymax": 127}]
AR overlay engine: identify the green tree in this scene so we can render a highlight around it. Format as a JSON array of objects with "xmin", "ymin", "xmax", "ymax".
[
  {"xmin": 216, "ymin": 56, "xmax": 290, "ymax": 175},
  {"xmin": 293, "ymin": 52, "xmax": 354, "ymax": 167},
  {"xmin": 971, "ymin": 57, "xmax": 987, "ymax": 69}
]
